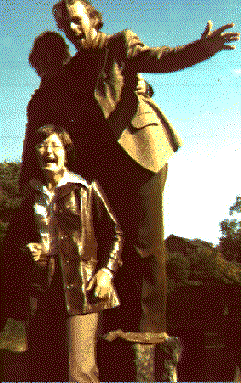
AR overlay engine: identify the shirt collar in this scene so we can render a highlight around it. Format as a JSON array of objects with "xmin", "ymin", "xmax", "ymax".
[{"xmin": 74, "ymin": 32, "xmax": 109, "ymax": 53}]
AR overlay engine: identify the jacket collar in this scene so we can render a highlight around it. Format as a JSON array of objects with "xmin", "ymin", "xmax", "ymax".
[
  {"xmin": 29, "ymin": 171, "xmax": 88, "ymax": 199},
  {"xmin": 93, "ymin": 32, "xmax": 110, "ymax": 49},
  {"xmin": 77, "ymin": 31, "xmax": 109, "ymax": 51}
]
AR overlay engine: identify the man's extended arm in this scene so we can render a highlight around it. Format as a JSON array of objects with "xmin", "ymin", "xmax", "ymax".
[{"xmin": 125, "ymin": 21, "xmax": 240, "ymax": 73}]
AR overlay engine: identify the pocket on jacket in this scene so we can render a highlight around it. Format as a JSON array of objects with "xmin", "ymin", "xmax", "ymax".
[
  {"xmin": 131, "ymin": 98, "xmax": 162, "ymax": 130},
  {"xmin": 132, "ymin": 112, "xmax": 161, "ymax": 130}
]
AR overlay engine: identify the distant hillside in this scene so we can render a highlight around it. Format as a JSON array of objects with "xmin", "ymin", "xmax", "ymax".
[{"xmin": 165, "ymin": 234, "xmax": 241, "ymax": 287}]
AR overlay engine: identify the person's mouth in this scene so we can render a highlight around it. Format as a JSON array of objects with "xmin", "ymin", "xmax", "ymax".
[
  {"xmin": 43, "ymin": 158, "xmax": 57, "ymax": 165},
  {"xmin": 72, "ymin": 30, "xmax": 85, "ymax": 40},
  {"xmin": 77, "ymin": 32, "xmax": 85, "ymax": 40}
]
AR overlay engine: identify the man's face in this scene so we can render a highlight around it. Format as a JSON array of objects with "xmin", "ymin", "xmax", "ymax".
[
  {"xmin": 64, "ymin": 1, "xmax": 98, "ymax": 49},
  {"xmin": 36, "ymin": 134, "xmax": 66, "ymax": 175}
]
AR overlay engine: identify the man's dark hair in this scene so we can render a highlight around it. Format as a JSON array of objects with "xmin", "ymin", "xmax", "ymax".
[
  {"xmin": 29, "ymin": 31, "xmax": 70, "ymax": 76},
  {"xmin": 53, "ymin": 0, "xmax": 104, "ymax": 32}
]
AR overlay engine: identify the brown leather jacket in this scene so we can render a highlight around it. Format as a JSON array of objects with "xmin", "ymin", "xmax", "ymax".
[{"xmin": 2, "ymin": 176, "xmax": 123, "ymax": 318}]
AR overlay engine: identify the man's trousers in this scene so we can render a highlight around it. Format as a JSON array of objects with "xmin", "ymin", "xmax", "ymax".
[{"xmin": 81, "ymin": 140, "xmax": 168, "ymax": 334}]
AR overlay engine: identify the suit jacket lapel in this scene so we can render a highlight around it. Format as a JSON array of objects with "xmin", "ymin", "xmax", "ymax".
[{"xmin": 94, "ymin": 33, "xmax": 125, "ymax": 120}]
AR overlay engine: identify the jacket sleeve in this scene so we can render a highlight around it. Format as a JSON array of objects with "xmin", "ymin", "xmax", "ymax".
[
  {"xmin": 91, "ymin": 182, "xmax": 123, "ymax": 273},
  {"xmin": 123, "ymin": 29, "xmax": 217, "ymax": 73}
]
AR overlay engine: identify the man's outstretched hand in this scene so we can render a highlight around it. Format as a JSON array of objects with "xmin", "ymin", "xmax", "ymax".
[{"xmin": 201, "ymin": 21, "xmax": 240, "ymax": 52}]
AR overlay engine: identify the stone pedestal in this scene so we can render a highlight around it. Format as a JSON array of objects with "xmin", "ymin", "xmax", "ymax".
[{"xmin": 98, "ymin": 335, "xmax": 181, "ymax": 382}]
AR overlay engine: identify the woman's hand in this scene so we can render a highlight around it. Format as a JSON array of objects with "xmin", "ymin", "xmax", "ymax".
[
  {"xmin": 201, "ymin": 21, "xmax": 240, "ymax": 52},
  {"xmin": 86, "ymin": 269, "xmax": 113, "ymax": 299},
  {"xmin": 26, "ymin": 242, "xmax": 48, "ymax": 268}
]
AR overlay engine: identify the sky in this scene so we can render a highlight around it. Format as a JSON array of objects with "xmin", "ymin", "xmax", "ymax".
[{"xmin": 0, "ymin": 0, "xmax": 241, "ymax": 245}]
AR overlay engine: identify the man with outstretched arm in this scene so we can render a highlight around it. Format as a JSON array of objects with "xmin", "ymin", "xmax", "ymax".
[{"xmin": 19, "ymin": 1, "xmax": 239, "ymax": 380}]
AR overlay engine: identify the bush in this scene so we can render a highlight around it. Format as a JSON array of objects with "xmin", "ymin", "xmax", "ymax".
[{"xmin": 0, "ymin": 162, "xmax": 21, "ymax": 240}]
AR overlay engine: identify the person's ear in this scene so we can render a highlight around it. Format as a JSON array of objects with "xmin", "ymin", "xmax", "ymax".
[
  {"xmin": 64, "ymin": 153, "xmax": 68, "ymax": 165},
  {"xmin": 91, "ymin": 15, "xmax": 99, "ymax": 30}
]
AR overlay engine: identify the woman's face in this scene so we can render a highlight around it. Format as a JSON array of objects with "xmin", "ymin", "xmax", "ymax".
[{"xmin": 36, "ymin": 133, "xmax": 66, "ymax": 176}]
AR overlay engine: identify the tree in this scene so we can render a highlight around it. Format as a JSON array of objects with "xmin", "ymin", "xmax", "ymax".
[
  {"xmin": 166, "ymin": 252, "xmax": 190, "ymax": 283},
  {"xmin": 166, "ymin": 235, "xmax": 241, "ymax": 286},
  {"xmin": 215, "ymin": 250, "xmax": 241, "ymax": 285},
  {"xmin": 219, "ymin": 196, "xmax": 241, "ymax": 263},
  {"xmin": 0, "ymin": 162, "xmax": 21, "ymax": 240}
]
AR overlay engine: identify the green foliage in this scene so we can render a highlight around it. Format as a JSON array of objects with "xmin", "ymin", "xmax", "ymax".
[
  {"xmin": 166, "ymin": 235, "xmax": 241, "ymax": 288},
  {"xmin": 216, "ymin": 251, "xmax": 241, "ymax": 285},
  {"xmin": 229, "ymin": 196, "xmax": 241, "ymax": 215},
  {"xmin": 219, "ymin": 195, "xmax": 241, "ymax": 263},
  {"xmin": 189, "ymin": 247, "xmax": 231, "ymax": 283},
  {"xmin": 0, "ymin": 162, "xmax": 21, "ymax": 240},
  {"xmin": 167, "ymin": 252, "xmax": 190, "ymax": 283}
]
